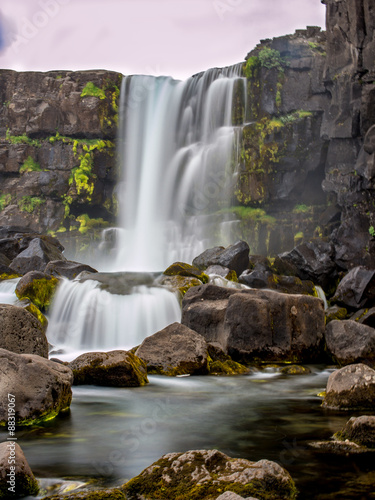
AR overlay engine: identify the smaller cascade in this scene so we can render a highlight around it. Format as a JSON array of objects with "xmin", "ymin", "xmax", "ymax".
[
  {"xmin": 46, "ymin": 276, "xmax": 181, "ymax": 360},
  {"xmin": 0, "ymin": 278, "xmax": 20, "ymax": 305}
]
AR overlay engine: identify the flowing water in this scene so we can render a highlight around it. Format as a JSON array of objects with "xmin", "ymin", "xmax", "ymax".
[{"xmin": 0, "ymin": 278, "xmax": 19, "ymax": 305}]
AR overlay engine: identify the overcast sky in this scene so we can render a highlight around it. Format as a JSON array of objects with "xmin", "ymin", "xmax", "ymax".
[{"xmin": 0, "ymin": 0, "xmax": 326, "ymax": 81}]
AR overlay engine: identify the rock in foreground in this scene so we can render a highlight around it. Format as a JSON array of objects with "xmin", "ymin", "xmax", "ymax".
[
  {"xmin": 325, "ymin": 320, "xmax": 375, "ymax": 366},
  {"xmin": 123, "ymin": 449, "xmax": 297, "ymax": 500},
  {"xmin": 0, "ymin": 349, "xmax": 73, "ymax": 426},
  {"xmin": 323, "ymin": 363, "xmax": 375, "ymax": 410},
  {"xmin": 0, "ymin": 442, "xmax": 39, "ymax": 498},
  {"xmin": 336, "ymin": 415, "xmax": 375, "ymax": 448},
  {"xmin": 69, "ymin": 351, "xmax": 148, "ymax": 387}
]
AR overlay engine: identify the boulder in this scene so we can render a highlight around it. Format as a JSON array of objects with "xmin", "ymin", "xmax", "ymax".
[
  {"xmin": 69, "ymin": 351, "xmax": 148, "ymax": 387},
  {"xmin": 163, "ymin": 262, "xmax": 209, "ymax": 283},
  {"xmin": 0, "ymin": 237, "xmax": 20, "ymax": 260},
  {"xmin": 0, "ymin": 251, "xmax": 10, "ymax": 267},
  {"xmin": 239, "ymin": 270, "xmax": 316, "ymax": 296},
  {"xmin": 0, "ymin": 349, "xmax": 73, "ymax": 425},
  {"xmin": 332, "ymin": 266, "xmax": 375, "ymax": 309},
  {"xmin": 135, "ymin": 323, "xmax": 209, "ymax": 376},
  {"xmin": 182, "ymin": 285, "xmax": 325, "ymax": 363},
  {"xmin": 216, "ymin": 493, "xmax": 259, "ymax": 500},
  {"xmin": 325, "ymin": 320, "xmax": 375, "ymax": 366},
  {"xmin": 277, "ymin": 240, "xmax": 337, "ymax": 290},
  {"xmin": 355, "ymin": 307, "xmax": 375, "ymax": 328},
  {"xmin": 0, "ymin": 442, "xmax": 39, "ymax": 498},
  {"xmin": 325, "ymin": 305, "xmax": 348, "ymax": 323},
  {"xmin": 41, "ymin": 489, "xmax": 126, "ymax": 499},
  {"xmin": 193, "ymin": 241, "xmax": 250, "ymax": 275},
  {"xmin": 10, "ymin": 237, "xmax": 66, "ymax": 275},
  {"xmin": 123, "ymin": 449, "xmax": 297, "ymax": 500},
  {"xmin": 44, "ymin": 260, "xmax": 98, "ymax": 280},
  {"xmin": 207, "ymin": 343, "xmax": 249, "ymax": 376},
  {"xmin": 323, "ymin": 363, "xmax": 375, "ymax": 410},
  {"xmin": 205, "ymin": 265, "xmax": 235, "ymax": 280},
  {"xmin": 15, "ymin": 270, "xmax": 59, "ymax": 310},
  {"xmin": 0, "ymin": 304, "xmax": 48, "ymax": 357},
  {"xmin": 0, "ymin": 263, "xmax": 19, "ymax": 280},
  {"xmin": 336, "ymin": 416, "xmax": 375, "ymax": 448},
  {"xmin": 159, "ymin": 275, "xmax": 203, "ymax": 298}
]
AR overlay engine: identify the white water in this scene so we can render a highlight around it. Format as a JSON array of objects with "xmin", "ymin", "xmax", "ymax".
[
  {"xmin": 47, "ymin": 278, "xmax": 181, "ymax": 360},
  {"xmin": 115, "ymin": 66, "xmax": 246, "ymax": 271},
  {"xmin": 0, "ymin": 278, "xmax": 20, "ymax": 305}
]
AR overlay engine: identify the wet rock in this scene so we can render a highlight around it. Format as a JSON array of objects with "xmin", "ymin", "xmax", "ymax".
[
  {"xmin": 123, "ymin": 449, "xmax": 297, "ymax": 500},
  {"xmin": 10, "ymin": 237, "xmax": 66, "ymax": 275},
  {"xmin": 323, "ymin": 363, "xmax": 375, "ymax": 410},
  {"xmin": 135, "ymin": 323, "xmax": 209, "ymax": 376},
  {"xmin": 355, "ymin": 307, "xmax": 375, "ymax": 328},
  {"xmin": 77, "ymin": 271, "xmax": 158, "ymax": 295},
  {"xmin": 163, "ymin": 261, "xmax": 209, "ymax": 283},
  {"xmin": 207, "ymin": 342, "xmax": 249, "ymax": 376},
  {"xmin": 336, "ymin": 416, "xmax": 375, "ymax": 448},
  {"xmin": 325, "ymin": 320, "xmax": 375, "ymax": 366},
  {"xmin": 325, "ymin": 305, "xmax": 348, "ymax": 323},
  {"xmin": 44, "ymin": 260, "xmax": 98, "ymax": 280},
  {"xmin": 69, "ymin": 351, "xmax": 148, "ymax": 387},
  {"xmin": 0, "ymin": 304, "xmax": 48, "ymax": 357},
  {"xmin": 0, "ymin": 349, "xmax": 73, "ymax": 425},
  {"xmin": 216, "ymin": 493, "xmax": 259, "ymax": 500},
  {"xmin": 182, "ymin": 285, "xmax": 325, "ymax": 363},
  {"xmin": 15, "ymin": 270, "xmax": 59, "ymax": 310},
  {"xmin": 158, "ymin": 275, "xmax": 202, "ymax": 299},
  {"xmin": 42, "ymin": 489, "xmax": 126, "ymax": 499},
  {"xmin": 205, "ymin": 265, "xmax": 234, "ymax": 280},
  {"xmin": 0, "ymin": 263, "xmax": 19, "ymax": 280},
  {"xmin": 239, "ymin": 270, "xmax": 316, "ymax": 296},
  {"xmin": 332, "ymin": 266, "xmax": 375, "ymax": 309},
  {"xmin": 280, "ymin": 365, "xmax": 311, "ymax": 375},
  {"xmin": 0, "ymin": 442, "xmax": 39, "ymax": 498},
  {"xmin": 193, "ymin": 241, "xmax": 250, "ymax": 276}
]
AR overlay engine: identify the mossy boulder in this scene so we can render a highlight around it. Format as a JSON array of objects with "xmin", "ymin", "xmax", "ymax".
[
  {"xmin": 0, "ymin": 349, "xmax": 73, "ymax": 426},
  {"xmin": 9, "ymin": 237, "xmax": 66, "ymax": 275},
  {"xmin": 135, "ymin": 323, "xmax": 209, "ymax": 376},
  {"xmin": 0, "ymin": 442, "xmax": 39, "ymax": 498},
  {"xmin": 44, "ymin": 260, "xmax": 98, "ymax": 280},
  {"xmin": 0, "ymin": 304, "xmax": 48, "ymax": 357},
  {"xmin": 205, "ymin": 265, "xmax": 238, "ymax": 282},
  {"xmin": 122, "ymin": 449, "xmax": 297, "ymax": 500},
  {"xmin": 208, "ymin": 343, "xmax": 249, "ymax": 375},
  {"xmin": 0, "ymin": 263, "xmax": 20, "ymax": 281},
  {"xmin": 193, "ymin": 241, "xmax": 250, "ymax": 276},
  {"xmin": 69, "ymin": 351, "xmax": 148, "ymax": 387},
  {"xmin": 322, "ymin": 363, "xmax": 375, "ymax": 410},
  {"xmin": 325, "ymin": 305, "xmax": 348, "ymax": 323},
  {"xmin": 163, "ymin": 262, "xmax": 209, "ymax": 284},
  {"xmin": 40, "ymin": 488, "xmax": 126, "ymax": 500},
  {"xmin": 280, "ymin": 365, "xmax": 311, "ymax": 375},
  {"xmin": 335, "ymin": 416, "xmax": 375, "ymax": 448},
  {"xmin": 159, "ymin": 275, "xmax": 202, "ymax": 298},
  {"xmin": 15, "ymin": 270, "xmax": 59, "ymax": 311}
]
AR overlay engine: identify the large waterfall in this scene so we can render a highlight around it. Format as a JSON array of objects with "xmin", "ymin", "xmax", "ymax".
[{"xmin": 47, "ymin": 66, "xmax": 246, "ymax": 358}]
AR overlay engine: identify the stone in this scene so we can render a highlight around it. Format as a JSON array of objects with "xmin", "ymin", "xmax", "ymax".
[
  {"xmin": 216, "ymin": 493, "xmax": 260, "ymax": 500},
  {"xmin": 192, "ymin": 246, "xmax": 225, "ymax": 269},
  {"xmin": 44, "ymin": 260, "xmax": 98, "ymax": 280},
  {"xmin": 0, "ymin": 349, "xmax": 73, "ymax": 425},
  {"xmin": 193, "ymin": 241, "xmax": 249, "ymax": 276},
  {"xmin": 205, "ymin": 265, "xmax": 232, "ymax": 278},
  {"xmin": 135, "ymin": 323, "xmax": 209, "ymax": 376},
  {"xmin": 0, "ymin": 304, "xmax": 48, "ymax": 357},
  {"xmin": 336, "ymin": 416, "xmax": 375, "ymax": 448},
  {"xmin": 325, "ymin": 305, "xmax": 348, "ymax": 323},
  {"xmin": 0, "ymin": 263, "xmax": 19, "ymax": 280},
  {"xmin": 332, "ymin": 266, "xmax": 375, "ymax": 309},
  {"xmin": 69, "ymin": 351, "xmax": 148, "ymax": 387},
  {"xmin": 323, "ymin": 363, "xmax": 375, "ymax": 410},
  {"xmin": 325, "ymin": 320, "xmax": 375, "ymax": 366},
  {"xmin": 356, "ymin": 307, "xmax": 375, "ymax": 328},
  {"xmin": 123, "ymin": 449, "xmax": 297, "ymax": 500},
  {"xmin": 159, "ymin": 275, "xmax": 202, "ymax": 299},
  {"xmin": 182, "ymin": 285, "xmax": 325, "ymax": 363},
  {"xmin": 10, "ymin": 237, "xmax": 66, "ymax": 275},
  {"xmin": 163, "ymin": 262, "xmax": 209, "ymax": 283},
  {"xmin": 0, "ymin": 442, "xmax": 39, "ymax": 498},
  {"xmin": 15, "ymin": 270, "xmax": 59, "ymax": 310},
  {"xmin": 239, "ymin": 270, "xmax": 316, "ymax": 296}
]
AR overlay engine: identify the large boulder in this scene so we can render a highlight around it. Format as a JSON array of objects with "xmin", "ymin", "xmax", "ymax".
[
  {"xmin": 239, "ymin": 269, "xmax": 316, "ymax": 296},
  {"xmin": 182, "ymin": 285, "xmax": 325, "ymax": 363},
  {"xmin": 336, "ymin": 416, "xmax": 375, "ymax": 448},
  {"xmin": 135, "ymin": 323, "xmax": 209, "ymax": 376},
  {"xmin": 69, "ymin": 351, "xmax": 148, "ymax": 387},
  {"xmin": 325, "ymin": 320, "xmax": 375, "ymax": 366},
  {"xmin": 15, "ymin": 270, "xmax": 59, "ymax": 310},
  {"xmin": 0, "ymin": 442, "xmax": 39, "ymax": 498},
  {"xmin": 0, "ymin": 304, "xmax": 48, "ymax": 357},
  {"xmin": 163, "ymin": 262, "xmax": 209, "ymax": 283},
  {"xmin": 10, "ymin": 237, "xmax": 66, "ymax": 275},
  {"xmin": 193, "ymin": 241, "xmax": 250, "ymax": 276},
  {"xmin": 323, "ymin": 363, "xmax": 375, "ymax": 410},
  {"xmin": 44, "ymin": 260, "xmax": 98, "ymax": 280},
  {"xmin": 0, "ymin": 349, "xmax": 73, "ymax": 425},
  {"xmin": 332, "ymin": 266, "xmax": 375, "ymax": 309},
  {"xmin": 123, "ymin": 449, "xmax": 297, "ymax": 500}
]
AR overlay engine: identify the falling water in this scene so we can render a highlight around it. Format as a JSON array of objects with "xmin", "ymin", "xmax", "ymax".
[
  {"xmin": 47, "ymin": 65, "xmax": 246, "ymax": 355},
  {"xmin": 0, "ymin": 278, "xmax": 19, "ymax": 305}
]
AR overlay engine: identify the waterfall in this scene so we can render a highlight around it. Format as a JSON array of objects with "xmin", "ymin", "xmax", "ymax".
[
  {"xmin": 115, "ymin": 65, "xmax": 246, "ymax": 271},
  {"xmin": 0, "ymin": 278, "xmax": 19, "ymax": 305},
  {"xmin": 47, "ymin": 65, "xmax": 246, "ymax": 357}
]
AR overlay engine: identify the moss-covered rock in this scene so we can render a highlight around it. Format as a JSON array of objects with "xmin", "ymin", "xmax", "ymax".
[
  {"xmin": 159, "ymin": 275, "xmax": 202, "ymax": 298},
  {"xmin": 41, "ymin": 489, "xmax": 126, "ymax": 500},
  {"xmin": 280, "ymin": 365, "xmax": 311, "ymax": 375},
  {"xmin": 335, "ymin": 416, "xmax": 375, "ymax": 448},
  {"xmin": 163, "ymin": 262, "xmax": 209, "ymax": 283},
  {"xmin": 325, "ymin": 305, "xmax": 348, "ymax": 323},
  {"xmin": 122, "ymin": 449, "xmax": 297, "ymax": 500},
  {"xmin": 0, "ymin": 442, "xmax": 39, "ymax": 498},
  {"xmin": 207, "ymin": 343, "xmax": 249, "ymax": 375},
  {"xmin": 15, "ymin": 270, "xmax": 59, "ymax": 311}
]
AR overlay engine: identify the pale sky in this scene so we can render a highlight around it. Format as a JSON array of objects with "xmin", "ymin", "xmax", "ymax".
[{"xmin": 0, "ymin": 0, "xmax": 326, "ymax": 81}]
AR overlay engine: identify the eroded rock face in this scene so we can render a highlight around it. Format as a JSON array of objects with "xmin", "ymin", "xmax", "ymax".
[
  {"xmin": 0, "ymin": 349, "xmax": 73, "ymax": 425},
  {"xmin": 323, "ymin": 363, "xmax": 375, "ymax": 410},
  {"xmin": 0, "ymin": 442, "xmax": 39, "ymax": 498},
  {"xmin": 135, "ymin": 323, "xmax": 209, "ymax": 376},
  {"xmin": 0, "ymin": 304, "xmax": 48, "ymax": 357},
  {"xmin": 123, "ymin": 449, "xmax": 297, "ymax": 500},
  {"xmin": 69, "ymin": 351, "xmax": 148, "ymax": 387},
  {"xmin": 325, "ymin": 320, "xmax": 375, "ymax": 366}
]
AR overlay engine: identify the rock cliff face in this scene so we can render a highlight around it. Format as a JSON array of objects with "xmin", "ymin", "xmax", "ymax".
[{"xmin": 0, "ymin": 0, "xmax": 374, "ymax": 266}]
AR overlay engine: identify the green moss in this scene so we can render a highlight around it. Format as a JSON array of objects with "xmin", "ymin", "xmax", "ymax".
[
  {"xmin": 15, "ymin": 276, "xmax": 59, "ymax": 311},
  {"xmin": 5, "ymin": 129, "xmax": 42, "ymax": 147},
  {"xmin": 164, "ymin": 262, "xmax": 209, "ymax": 284},
  {"xmin": 81, "ymin": 82, "xmax": 106, "ymax": 100},
  {"xmin": 0, "ymin": 193, "xmax": 12, "ymax": 211},
  {"xmin": 293, "ymin": 204, "xmax": 311, "ymax": 214},
  {"xmin": 208, "ymin": 358, "xmax": 249, "ymax": 375},
  {"xmin": 19, "ymin": 156, "xmax": 42, "ymax": 174},
  {"xmin": 43, "ymin": 488, "xmax": 127, "ymax": 500},
  {"xmin": 219, "ymin": 206, "xmax": 276, "ymax": 227},
  {"xmin": 280, "ymin": 365, "xmax": 311, "ymax": 375},
  {"xmin": 326, "ymin": 307, "xmax": 348, "ymax": 323},
  {"xmin": 258, "ymin": 47, "xmax": 288, "ymax": 72},
  {"xmin": 76, "ymin": 214, "xmax": 110, "ymax": 235},
  {"xmin": 0, "ymin": 272, "xmax": 21, "ymax": 281},
  {"xmin": 244, "ymin": 56, "xmax": 261, "ymax": 79},
  {"xmin": 24, "ymin": 302, "xmax": 49, "ymax": 330},
  {"xmin": 18, "ymin": 196, "xmax": 46, "ymax": 213}
]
